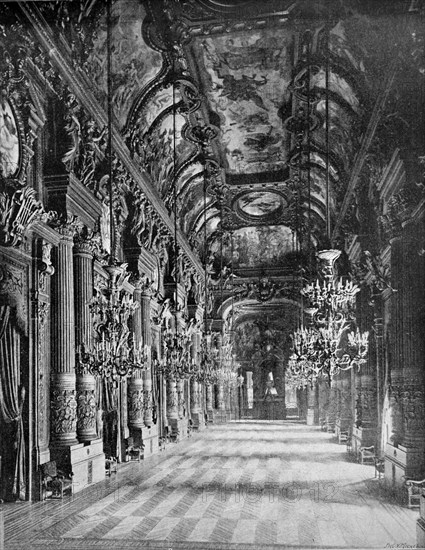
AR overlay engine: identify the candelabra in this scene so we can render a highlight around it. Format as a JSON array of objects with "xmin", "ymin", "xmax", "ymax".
[
  {"xmin": 157, "ymin": 329, "xmax": 194, "ymax": 379},
  {"xmin": 301, "ymin": 250, "xmax": 359, "ymax": 323},
  {"xmin": 197, "ymin": 334, "xmax": 219, "ymax": 384},
  {"xmin": 288, "ymin": 250, "xmax": 369, "ymax": 384},
  {"xmin": 77, "ymin": 263, "xmax": 143, "ymax": 386}
]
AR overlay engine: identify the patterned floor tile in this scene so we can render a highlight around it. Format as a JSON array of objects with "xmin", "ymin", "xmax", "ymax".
[{"xmin": 2, "ymin": 421, "xmax": 419, "ymax": 549}]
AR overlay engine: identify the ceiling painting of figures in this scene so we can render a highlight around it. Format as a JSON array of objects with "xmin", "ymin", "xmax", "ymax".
[
  {"xmin": 86, "ymin": 0, "xmax": 163, "ymax": 128},
  {"xmin": 194, "ymin": 28, "xmax": 293, "ymax": 174},
  {"xmin": 218, "ymin": 225, "xmax": 296, "ymax": 270},
  {"xmin": 142, "ymin": 113, "xmax": 189, "ymax": 198}
]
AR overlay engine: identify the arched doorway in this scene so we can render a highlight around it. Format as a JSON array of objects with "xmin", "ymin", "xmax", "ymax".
[{"xmin": 253, "ymin": 355, "xmax": 286, "ymax": 420}]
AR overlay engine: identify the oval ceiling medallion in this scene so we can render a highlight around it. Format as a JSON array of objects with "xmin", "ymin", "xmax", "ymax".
[
  {"xmin": 236, "ymin": 191, "xmax": 286, "ymax": 219},
  {"xmin": 0, "ymin": 99, "xmax": 20, "ymax": 178}
]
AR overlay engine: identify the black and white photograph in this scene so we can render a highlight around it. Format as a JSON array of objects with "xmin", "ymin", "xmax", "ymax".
[{"xmin": 0, "ymin": 0, "xmax": 424, "ymax": 548}]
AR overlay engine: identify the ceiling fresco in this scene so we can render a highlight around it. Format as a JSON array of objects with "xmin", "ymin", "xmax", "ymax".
[
  {"xmin": 142, "ymin": 113, "xmax": 193, "ymax": 200},
  {"xmin": 215, "ymin": 225, "xmax": 296, "ymax": 270},
  {"xmin": 194, "ymin": 28, "xmax": 293, "ymax": 174},
  {"xmin": 236, "ymin": 191, "xmax": 287, "ymax": 219},
  {"xmin": 86, "ymin": 0, "xmax": 163, "ymax": 128}
]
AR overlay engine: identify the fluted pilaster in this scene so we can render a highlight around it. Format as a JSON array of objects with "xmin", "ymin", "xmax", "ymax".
[
  {"xmin": 167, "ymin": 376, "xmax": 178, "ymax": 421},
  {"xmin": 206, "ymin": 384, "xmax": 213, "ymax": 412},
  {"xmin": 389, "ymin": 235, "xmax": 405, "ymax": 445},
  {"xmin": 74, "ymin": 239, "xmax": 97, "ymax": 442},
  {"xmin": 51, "ymin": 232, "xmax": 78, "ymax": 446},
  {"xmin": 141, "ymin": 288, "xmax": 153, "ymax": 428},
  {"xmin": 129, "ymin": 285, "xmax": 144, "ymax": 430}
]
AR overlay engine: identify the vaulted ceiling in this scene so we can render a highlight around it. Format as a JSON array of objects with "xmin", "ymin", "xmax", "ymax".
[{"xmin": 30, "ymin": 0, "xmax": 422, "ymax": 368}]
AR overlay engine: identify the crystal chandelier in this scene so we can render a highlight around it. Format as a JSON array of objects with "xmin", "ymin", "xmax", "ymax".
[
  {"xmin": 197, "ymin": 334, "xmax": 219, "ymax": 384},
  {"xmin": 77, "ymin": 263, "xmax": 143, "ymax": 386},
  {"xmin": 288, "ymin": 249, "xmax": 369, "ymax": 383},
  {"xmin": 301, "ymin": 250, "xmax": 359, "ymax": 323},
  {"xmin": 157, "ymin": 328, "xmax": 194, "ymax": 380}
]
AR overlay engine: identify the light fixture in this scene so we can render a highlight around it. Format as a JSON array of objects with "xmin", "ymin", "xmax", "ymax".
[
  {"xmin": 287, "ymin": 27, "xmax": 369, "ymax": 384},
  {"xmin": 76, "ymin": 0, "xmax": 141, "ymax": 385},
  {"xmin": 77, "ymin": 265, "xmax": 148, "ymax": 386},
  {"xmin": 159, "ymin": 328, "xmax": 193, "ymax": 379}
]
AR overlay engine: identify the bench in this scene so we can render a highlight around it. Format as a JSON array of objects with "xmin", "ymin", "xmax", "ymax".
[
  {"xmin": 405, "ymin": 478, "xmax": 425, "ymax": 508},
  {"xmin": 125, "ymin": 435, "xmax": 144, "ymax": 462},
  {"xmin": 359, "ymin": 445, "xmax": 375, "ymax": 465},
  {"xmin": 339, "ymin": 431, "xmax": 349, "ymax": 444},
  {"xmin": 105, "ymin": 456, "xmax": 117, "ymax": 476},
  {"xmin": 40, "ymin": 461, "xmax": 73, "ymax": 500}
]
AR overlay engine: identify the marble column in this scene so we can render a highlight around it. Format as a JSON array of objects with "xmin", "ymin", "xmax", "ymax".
[
  {"xmin": 74, "ymin": 237, "xmax": 97, "ymax": 442},
  {"xmin": 217, "ymin": 383, "xmax": 225, "ymax": 411},
  {"xmin": 388, "ymin": 235, "xmax": 405, "ymax": 446},
  {"xmin": 50, "ymin": 226, "xmax": 78, "ymax": 447},
  {"xmin": 141, "ymin": 286, "xmax": 153, "ymax": 428},
  {"xmin": 399, "ymin": 223, "xmax": 425, "ymax": 450},
  {"xmin": 167, "ymin": 376, "xmax": 178, "ymax": 423},
  {"xmin": 205, "ymin": 383, "xmax": 213, "ymax": 421},
  {"xmin": 128, "ymin": 282, "xmax": 144, "ymax": 431},
  {"xmin": 306, "ymin": 383, "xmax": 317, "ymax": 426},
  {"xmin": 190, "ymin": 330, "xmax": 200, "ymax": 425},
  {"xmin": 326, "ymin": 381, "xmax": 337, "ymax": 431},
  {"xmin": 177, "ymin": 378, "xmax": 185, "ymax": 419},
  {"xmin": 374, "ymin": 307, "xmax": 384, "ymax": 455}
]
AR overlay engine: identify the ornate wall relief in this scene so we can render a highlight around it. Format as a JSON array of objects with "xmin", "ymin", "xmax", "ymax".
[{"xmin": 50, "ymin": 389, "xmax": 78, "ymax": 435}]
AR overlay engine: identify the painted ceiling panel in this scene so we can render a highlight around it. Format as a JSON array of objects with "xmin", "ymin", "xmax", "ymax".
[
  {"xmin": 136, "ymin": 85, "xmax": 177, "ymax": 138},
  {"xmin": 176, "ymin": 162, "xmax": 204, "ymax": 195},
  {"xmin": 143, "ymin": 113, "xmax": 187, "ymax": 198},
  {"xmin": 311, "ymin": 69, "xmax": 360, "ymax": 113},
  {"xmin": 216, "ymin": 225, "xmax": 296, "ymax": 269},
  {"xmin": 315, "ymin": 99, "xmax": 357, "ymax": 172},
  {"xmin": 236, "ymin": 191, "xmax": 286, "ymax": 218},
  {"xmin": 86, "ymin": 0, "xmax": 163, "ymax": 128},
  {"xmin": 195, "ymin": 28, "xmax": 293, "ymax": 174}
]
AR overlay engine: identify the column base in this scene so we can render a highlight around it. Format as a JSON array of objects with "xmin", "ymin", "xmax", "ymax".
[
  {"xmin": 169, "ymin": 417, "xmax": 189, "ymax": 441},
  {"xmin": 306, "ymin": 409, "xmax": 316, "ymax": 426},
  {"xmin": 213, "ymin": 410, "xmax": 227, "ymax": 424},
  {"xmin": 385, "ymin": 443, "xmax": 425, "ymax": 489},
  {"xmin": 352, "ymin": 425, "xmax": 376, "ymax": 457},
  {"xmin": 417, "ymin": 495, "xmax": 425, "ymax": 547},
  {"xmin": 191, "ymin": 412, "xmax": 206, "ymax": 431},
  {"xmin": 142, "ymin": 424, "xmax": 159, "ymax": 458},
  {"xmin": 50, "ymin": 438, "xmax": 105, "ymax": 494}
]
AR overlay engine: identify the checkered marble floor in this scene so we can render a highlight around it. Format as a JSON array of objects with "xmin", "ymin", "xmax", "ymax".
[{"xmin": 2, "ymin": 421, "xmax": 418, "ymax": 549}]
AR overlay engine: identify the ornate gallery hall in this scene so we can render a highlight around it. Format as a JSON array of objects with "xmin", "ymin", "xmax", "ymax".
[{"xmin": 0, "ymin": 0, "xmax": 424, "ymax": 548}]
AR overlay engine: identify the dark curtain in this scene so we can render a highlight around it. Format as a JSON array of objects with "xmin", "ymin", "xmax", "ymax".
[{"xmin": 0, "ymin": 304, "xmax": 26, "ymax": 501}]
